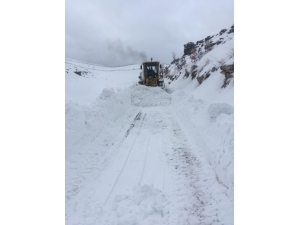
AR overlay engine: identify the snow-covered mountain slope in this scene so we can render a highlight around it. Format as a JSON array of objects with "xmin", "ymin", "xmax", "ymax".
[
  {"xmin": 164, "ymin": 25, "xmax": 234, "ymax": 106},
  {"xmin": 65, "ymin": 58, "xmax": 140, "ymax": 105},
  {"xmin": 65, "ymin": 35, "xmax": 234, "ymax": 225}
]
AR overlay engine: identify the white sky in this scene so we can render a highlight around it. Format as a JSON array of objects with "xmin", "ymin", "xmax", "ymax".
[{"xmin": 66, "ymin": 0, "xmax": 233, "ymax": 66}]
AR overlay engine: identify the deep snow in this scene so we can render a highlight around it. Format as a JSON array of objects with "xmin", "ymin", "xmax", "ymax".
[{"xmin": 65, "ymin": 57, "xmax": 234, "ymax": 224}]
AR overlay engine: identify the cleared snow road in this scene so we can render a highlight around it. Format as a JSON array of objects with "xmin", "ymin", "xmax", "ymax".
[{"xmin": 66, "ymin": 85, "xmax": 232, "ymax": 225}]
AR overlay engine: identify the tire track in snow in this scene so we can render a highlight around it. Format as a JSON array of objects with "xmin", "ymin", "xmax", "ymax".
[
  {"xmin": 102, "ymin": 112, "xmax": 147, "ymax": 208},
  {"xmin": 125, "ymin": 111, "xmax": 142, "ymax": 137},
  {"xmin": 159, "ymin": 107, "xmax": 207, "ymax": 224},
  {"xmin": 139, "ymin": 137, "xmax": 151, "ymax": 185},
  {"xmin": 161, "ymin": 130, "xmax": 167, "ymax": 193},
  {"xmin": 65, "ymin": 107, "xmax": 141, "ymax": 204},
  {"xmin": 77, "ymin": 113, "xmax": 147, "ymax": 224},
  {"xmin": 99, "ymin": 107, "xmax": 170, "ymax": 225}
]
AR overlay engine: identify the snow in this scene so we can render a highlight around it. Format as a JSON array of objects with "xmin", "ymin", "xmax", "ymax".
[
  {"xmin": 171, "ymin": 92, "xmax": 234, "ymax": 202},
  {"xmin": 165, "ymin": 26, "xmax": 234, "ymax": 107},
  {"xmin": 65, "ymin": 58, "xmax": 140, "ymax": 105},
  {"xmin": 66, "ymin": 53, "xmax": 234, "ymax": 224},
  {"xmin": 131, "ymin": 85, "xmax": 171, "ymax": 107}
]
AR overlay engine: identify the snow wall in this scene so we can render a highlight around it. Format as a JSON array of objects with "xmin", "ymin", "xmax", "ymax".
[
  {"xmin": 66, "ymin": 86, "xmax": 233, "ymax": 202},
  {"xmin": 65, "ymin": 88, "xmax": 132, "ymax": 159},
  {"xmin": 171, "ymin": 91, "xmax": 233, "ymax": 201}
]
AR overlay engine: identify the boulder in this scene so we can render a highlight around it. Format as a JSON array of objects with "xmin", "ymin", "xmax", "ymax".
[
  {"xmin": 220, "ymin": 63, "xmax": 234, "ymax": 88},
  {"xmin": 197, "ymin": 75, "xmax": 205, "ymax": 85},
  {"xmin": 228, "ymin": 25, "xmax": 234, "ymax": 34},
  {"xmin": 220, "ymin": 64, "xmax": 234, "ymax": 73},
  {"xmin": 211, "ymin": 67, "xmax": 218, "ymax": 72},
  {"xmin": 219, "ymin": 29, "xmax": 227, "ymax": 35},
  {"xmin": 184, "ymin": 42, "xmax": 196, "ymax": 55}
]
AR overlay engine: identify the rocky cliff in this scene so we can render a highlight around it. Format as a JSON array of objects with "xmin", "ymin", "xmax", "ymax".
[{"xmin": 164, "ymin": 25, "xmax": 234, "ymax": 90}]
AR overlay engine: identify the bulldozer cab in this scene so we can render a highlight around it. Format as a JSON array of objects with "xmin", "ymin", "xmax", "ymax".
[
  {"xmin": 144, "ymin": 63, "xmax": 158, "ymax": 78},
  {"xmin": 139, "ymin": 61, "xmax": 164, "ymax": 87}
]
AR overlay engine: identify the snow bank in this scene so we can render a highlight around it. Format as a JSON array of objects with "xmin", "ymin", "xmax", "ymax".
[
  {"xmin": 104, "ymin": 185, "xmax": 168, "ymax": 225},
  {"xmin": 171, "ymin": 91, "xmax": 234, "ymax": 201},
  {"xmin": 65, "ymin": 88, "xmax": 131, "ymax": 159},
  {"xmin": 208, "ymin": 103, "xmax": 234, "ymax": 120},
  {"xmin": 65, "ymin": 61, "xmax": 140, "ymax": 105},
  {"xmin": 131, "ymin": 85, "xmax": 171, "ymax": 107}
]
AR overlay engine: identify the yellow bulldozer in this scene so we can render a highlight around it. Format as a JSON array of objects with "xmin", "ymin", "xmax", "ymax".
[{"xmin": 138, "ymin": 59, "xmax": 164, "ymax": 87}]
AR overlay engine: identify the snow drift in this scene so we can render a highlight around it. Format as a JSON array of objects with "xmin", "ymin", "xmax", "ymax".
[{"xmin": 171, "ymin": 91, "xmax": 234, "ymax": 201}]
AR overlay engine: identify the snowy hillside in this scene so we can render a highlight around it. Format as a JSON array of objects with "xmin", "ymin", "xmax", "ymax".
[
  {"xmin": 164, "ymin": 25, "xmax": 234, "ymax": 106},
  {"xmin": 65, "ymin": 28, "xmax": 234, "ymax": 224},
  {"xmin": 65, "ymin": 58, "xmax": 140, "ymax": 105}
]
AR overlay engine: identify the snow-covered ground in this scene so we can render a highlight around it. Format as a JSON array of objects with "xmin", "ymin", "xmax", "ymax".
[{"xmin": 66, "ymin": 58, "xmax": 234, "ymax": 224}]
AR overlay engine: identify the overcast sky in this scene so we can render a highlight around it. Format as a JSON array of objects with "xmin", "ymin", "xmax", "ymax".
[{"xmin": 66, "ymin": 0, "xmax": 233, "ymax": 66}]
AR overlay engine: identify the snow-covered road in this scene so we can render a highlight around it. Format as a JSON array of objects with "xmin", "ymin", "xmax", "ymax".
[{"xmin": 66, "ymin": 85, "xmax": 233, "ymax": 225}]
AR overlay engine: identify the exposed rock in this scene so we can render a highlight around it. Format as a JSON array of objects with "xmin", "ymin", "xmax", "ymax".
[
  {"xmin": 222, "ymin": 78, "xmax": 232, "ymax": 88},
  {"xmin": 204, "ymin": 72, "xmax": 211, "ymax": 79},
  {"xmin": 183, "ymin": 69, "xmax": 190, "ymax": 78},
  {"xmin": 211, "ymin": 67, "xmax": 218, "ymax": 72},
  {"xmin": 171, "ymin": 58, "xmax": 180, "ymax": 65},
  {"xmin": 220, "ymin": 64, "xmax": 234, "ymax": 73},
  {"xmin": 220, "ymin": 63, "xmax": 234, "ymax": 88},
  {"xmin": 191, "ymin": 70, "xmax": 198, "ymax": 80},
  {"xmin": 191, "ymin": 65, "xmax": 198, "ymax": 79},
  {"xmin": 184, "ymin": 42, "xmax": 196, "ymax": 55},
  {"xmin": 190, "ymin": 48, "xmax": 197, "ymax": 55},
  {"xmin": 205, "ymin": 36, "xmax": 213, "ymax": 41},
  {"xmin": 228, "ymin": 25, "xmax": 234, "ymax": 34},
  {"xmin": 219, "ymin": 29, "xmax": 227, "ymax": 35},
  {"xmin": 204, "ymin": 42, "xmax": 216, "ymax": 51},
  {"xmin": 197, "ymin": 75, "xmax": 205, "ymax": 85},
  {"xmin": 196, "ymin": 40, "xmax": 204, "ymax": 45},
  {"xmin": 165, "ymin": 25, "xmax": 234, "ymax": 90},
  {"xmin": 180, "ymin": 58, "xmax": 186, "ymax": 65},
  {"xmin": 175, "ymin": 58, "xmax": 186, "ymax": 70}
]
